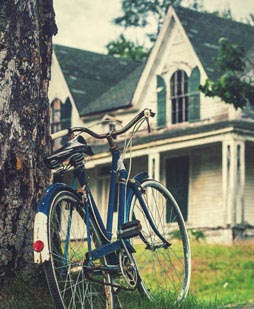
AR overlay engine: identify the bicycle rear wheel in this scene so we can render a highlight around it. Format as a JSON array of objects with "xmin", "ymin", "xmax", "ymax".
[
  {"xmin": 44, "ymin": 189, "xmax": 113, "ymax": 308},
  {"xmin": 128, "ymin": 179, "xmax": 191, "ymax": 304}
]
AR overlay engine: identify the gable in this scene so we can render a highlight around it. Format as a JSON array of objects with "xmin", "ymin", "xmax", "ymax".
[
  {"xmin": 131, "ymin": 6, "xmax": 204, "ymax": 109},
  {"xmin": 131, "ymin": 5, "xmax": 254, "ymax": 121},
  {"xmin": 175, "ymin": 6, "xmax": 254, "ymax": 80}
]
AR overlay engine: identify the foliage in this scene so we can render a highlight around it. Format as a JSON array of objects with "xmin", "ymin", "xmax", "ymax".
[
  {"xmin": 106, "ymin": 0, "xmax": 235, "ymax": 64},
  {"xmin": 199, "ymin": 38, "xmax": 254, "ymax": 109},
  {"xmin": 113, "ymin": 0, "xmax": 181, "ymax": 42},
  {"xmin": 106, "ymin": 0, "xmax": 179, "ymax": 60},
  {"xmin": 190, "ymin": 229, "xmax": 206, "ymax": 242},
  {"xmin": 245, "ymin": 13, "xmax": 254, "ymax": 26},
  {"xmin": 209, "ymin": 8, "xmax": 233, "ymax": 20},
  {"xmin": 106, "ymin": 34, "xmax": 149, "ymax": 61}
]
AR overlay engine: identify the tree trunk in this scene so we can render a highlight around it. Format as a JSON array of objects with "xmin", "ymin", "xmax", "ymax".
[{"xmin": 0, "ymin": 0, "xmax": 57, "ymax": 280}]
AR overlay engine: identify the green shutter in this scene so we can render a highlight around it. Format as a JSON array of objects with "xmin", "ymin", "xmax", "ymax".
[
  {"xmin": 189, "ymin": 67, "xmax": 200, "ymax": 123},
  {"xmin": 157, "ymin": 75, "xmax": 166, "ymax": 127}
]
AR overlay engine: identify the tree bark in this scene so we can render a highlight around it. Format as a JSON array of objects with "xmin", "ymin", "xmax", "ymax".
[{"xmin": 0, "ymin": 0, "xmax": 57, "ymax": 280}]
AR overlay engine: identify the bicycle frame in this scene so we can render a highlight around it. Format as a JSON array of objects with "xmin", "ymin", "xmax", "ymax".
[
  {"xmin": 72, "ymin": 146, "xmax": 142, "ymax": 261},
  {"xmin": 33, "ymin": 143, "xmax": 169, "ymax": 264},
  {"xmin": 34, "ymin": 145, "xmax": 169, "ymax": 267},
  {"xmin": 76, "ymin": 145, "xmax": 170, "ymax": 263}
]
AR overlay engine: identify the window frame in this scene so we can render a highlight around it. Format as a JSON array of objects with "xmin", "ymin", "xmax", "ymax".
[
  {"xmin": 50, "ymin": 98, "xmax": 62, "ymax": 133},
  {"xmin": 170, "ymin": 70, "xmax": 189, "ymax": 124}
]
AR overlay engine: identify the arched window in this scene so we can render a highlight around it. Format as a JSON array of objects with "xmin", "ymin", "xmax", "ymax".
[{"xmin": 170, "ymin": 70, "xmax": 189, "ymax": 124}]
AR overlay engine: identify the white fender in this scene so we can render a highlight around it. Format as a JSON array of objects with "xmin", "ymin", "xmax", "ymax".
[{"xmin": 33, "ymin": 212, "xmax": 50, "ymax": 263}]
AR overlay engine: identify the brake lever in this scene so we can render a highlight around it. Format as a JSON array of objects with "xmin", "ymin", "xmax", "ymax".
[
  {"xmin": 145, "ymin": 117, "xmax": 151, "ymax": 133},
  {"xmin": 144, "ymin": 109, "xmax": 154, "ymax": 134}
]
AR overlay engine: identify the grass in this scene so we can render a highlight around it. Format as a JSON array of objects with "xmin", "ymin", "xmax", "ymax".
[
  {"xmin": 190, "ymin": 240, "xmax": 254, "ymax": 307},
  {"xmin": 0, "ymin": 271, "xmax": 52, "ymax": 308},
  {"xmin": 0, "ymin": 241, "xmax": 253, "ymax": 308}
]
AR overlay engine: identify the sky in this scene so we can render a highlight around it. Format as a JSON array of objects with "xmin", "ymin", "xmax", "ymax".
[{"xmin": 53, "ymin": 0, "xmax": 254, "ymax": 54}]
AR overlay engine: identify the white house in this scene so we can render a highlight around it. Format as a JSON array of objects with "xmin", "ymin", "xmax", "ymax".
[{"xmin": 49, "ymin": 6, "xmax": 254, "ymax": 243}]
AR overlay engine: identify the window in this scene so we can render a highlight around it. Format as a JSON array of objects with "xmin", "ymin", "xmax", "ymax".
[
  {"xmin": 50, "ymin": 99, "xmax": 62, "ymax": 133},
  {"xmin": 170, "ymin": 70, "xmax": 189, "ymax": 124}
]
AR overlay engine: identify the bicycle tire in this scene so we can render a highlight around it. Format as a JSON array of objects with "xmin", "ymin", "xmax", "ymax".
[
  {"xmin": 44, "ymin": 188, "xmax": 114, "ymax": 308},
  {"xmin": 128, "ymin": 179, "xmax": 191, "ymax": 304}
]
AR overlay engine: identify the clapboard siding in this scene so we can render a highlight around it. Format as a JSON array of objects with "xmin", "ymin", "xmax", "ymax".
[
  {"xmin": 167, "ymin": 27, "xmax": 197, "ymax": 68},
  {"xmin": 189, "ymin": 144, "xmax": 223, "ymax": 227}
]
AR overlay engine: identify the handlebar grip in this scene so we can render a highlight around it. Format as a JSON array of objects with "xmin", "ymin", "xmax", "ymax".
[{"xmin": 51, "ymin": 129, "xmax": 69, "ymax": 140}]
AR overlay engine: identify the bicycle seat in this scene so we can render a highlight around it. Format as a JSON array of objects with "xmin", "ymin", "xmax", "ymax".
[{"xmin": 44, "ymin": 135, "xmax": 94, "ymax": 169}]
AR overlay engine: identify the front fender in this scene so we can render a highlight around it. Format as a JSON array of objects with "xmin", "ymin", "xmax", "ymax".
[{"xmin": 34, "ymin": 183, "xmax": 70, "ymax": 264}]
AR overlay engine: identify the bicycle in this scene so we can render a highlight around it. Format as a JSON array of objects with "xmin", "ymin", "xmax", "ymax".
[{"xmin": 33, "ymin": 108, "xmax": 191, "ymax": 308}]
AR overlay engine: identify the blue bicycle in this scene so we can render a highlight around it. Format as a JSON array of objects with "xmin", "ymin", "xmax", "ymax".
[{"xmin": 33, "ymin": 109, "xmax": 191, "ymax": 308}]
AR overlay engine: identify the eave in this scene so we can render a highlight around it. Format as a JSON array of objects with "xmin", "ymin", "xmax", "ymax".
[{"xmin": 84, "ymin": 120, "xmax": 254, "ymax": 168}]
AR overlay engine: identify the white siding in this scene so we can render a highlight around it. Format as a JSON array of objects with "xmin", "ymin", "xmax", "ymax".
[{"xmin": 189, "ymin": 144, "xmax": 223, "ymax": 227}]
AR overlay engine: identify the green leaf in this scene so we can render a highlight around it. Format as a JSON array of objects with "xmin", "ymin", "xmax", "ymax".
[
  {"xmin": 200, "ymin": 38, "xmax": 254, "ymax": 109},
  {"xmin": 106, "ymin": 34, "xmax": 150, "ymax": 61}
]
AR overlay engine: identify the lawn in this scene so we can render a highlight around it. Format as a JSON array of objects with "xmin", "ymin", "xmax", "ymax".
[
  {"xmin": 190, "ymin": 240, "xmax": 254, "ymax": 307},
  {"xmin": 0, "ymin": 241, "xmax": 253, "ymax": 308}
]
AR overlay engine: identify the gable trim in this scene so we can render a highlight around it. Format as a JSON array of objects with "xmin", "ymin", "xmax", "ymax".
[{"xmin": 131, "ymin": 6, "xmax": 208, "ymax": 107}]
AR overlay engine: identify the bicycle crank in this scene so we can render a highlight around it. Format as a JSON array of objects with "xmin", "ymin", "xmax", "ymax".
[{"xmin": 119, "ymin": 248, "xmax": 138, "ymax": 289}]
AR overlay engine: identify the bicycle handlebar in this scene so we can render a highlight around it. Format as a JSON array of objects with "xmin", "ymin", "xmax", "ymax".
[{"xmin": 51, "ymin": 109, "xmax": 155, "ymax": 141}]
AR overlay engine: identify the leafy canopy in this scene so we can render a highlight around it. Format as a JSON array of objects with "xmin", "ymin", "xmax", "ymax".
[
  {"xmin": 113, "ymin": 0, "xmax": 182, "ymax": 42},
  {"xmin": 106, "ymin": 0, "xmax": 204, "ymax": 60},
  {"xmin": 106, "ymin": 34, "xmax": 149, "ymax": 61},
  {"xmin": 199, "ymin": 38, "xmax": 254, "ymax": 109}
]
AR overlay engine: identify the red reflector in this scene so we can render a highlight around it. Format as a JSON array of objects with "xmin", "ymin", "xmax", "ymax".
[{"xmin": 33, "ymin": 240, "xmax": 44, "ymax": 252}]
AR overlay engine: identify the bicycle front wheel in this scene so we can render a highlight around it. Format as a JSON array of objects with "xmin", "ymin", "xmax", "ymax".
[
  {"xmin": 44, "ymin": 189, "xmax": 113, "ymax": 309},
  {"xmin": 129, "ymin": 179, "xmax": 191, "ymax": 304}
]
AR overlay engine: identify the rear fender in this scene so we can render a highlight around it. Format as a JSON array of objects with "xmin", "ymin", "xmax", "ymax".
[{"xmin": 33, "ymin": 183, "xmax": 71, "ymax": 264}]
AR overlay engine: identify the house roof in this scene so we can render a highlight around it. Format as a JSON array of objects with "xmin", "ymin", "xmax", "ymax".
[
  {"xmin": 54, "ymin": 45, "xmax": 144, "ymax": 116},
  {"xmin": 54, "ymin": 7, "xmax": 254, "ymax": 116},
  {"xmin": 175, "ymin": 6, "xmax": 254, "ymax": 79}
]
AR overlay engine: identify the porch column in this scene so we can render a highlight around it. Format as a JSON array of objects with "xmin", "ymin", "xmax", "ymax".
[
  {"xmin": 222, "ymin": 138, "xmax": 245, "ymax": 227},
  {"xmin": 148, "ymin": 153, "xmax": 160, "ymax": 181}
]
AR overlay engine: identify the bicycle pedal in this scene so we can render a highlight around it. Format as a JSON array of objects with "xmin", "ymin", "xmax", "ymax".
[{"xmin": 119, "ymin": 220, "xmax": 142, "ymax": 239}]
